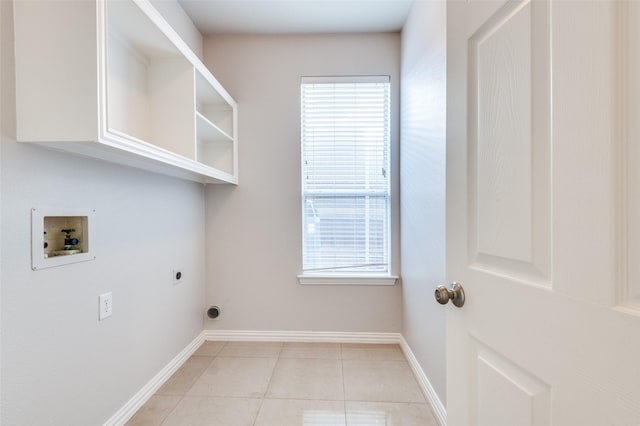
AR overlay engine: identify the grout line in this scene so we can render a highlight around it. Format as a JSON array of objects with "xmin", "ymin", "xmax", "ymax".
[
  {"xmin": 157, "ymin": 394, "xmax": 184, "ymax": 426},
  {"xmin": 157, "ymin": 342, "xmax": 211, "ymax": 425},
  {"xmin": 343, "ymin": 397, "xmax": 429, "ymax": 404},
  {"xmin": 216, "ymin": 341, "xmax": 228, "ymax": 357},
  {"xmin": 252, "ymin": 349, "xmax": 281, "ymax": 425},
  {"xmin": 215, "ymin": 355, "xmax": 280, "ymax": 359},
  {"xmin": 173, "ymin": 395, "xmax": 263, "ymax": 402},
  {"xmin": 340, "ymin": 343, "xmax": 348, "ymax": 423},
  {"xmin": 257, "ymin": 396, "xmax": 348, "ymax": 402}
]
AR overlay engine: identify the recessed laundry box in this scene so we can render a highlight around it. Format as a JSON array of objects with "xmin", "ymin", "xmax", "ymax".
[{"xmin": 31, "ymin": 208, "xmax": 96, "ymax": 270}]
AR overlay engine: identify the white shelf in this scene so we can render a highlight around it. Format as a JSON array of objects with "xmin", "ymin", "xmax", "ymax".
[
  {"xmin": 13, "ymin": 0, "xmax": 238, "ymax": 184},
  {"xmin": 196, "ymin": 112, "xmax": 233, "ymax": 143}
]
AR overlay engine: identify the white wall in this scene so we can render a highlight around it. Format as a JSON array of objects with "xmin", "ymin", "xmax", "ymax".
[
  {"xmin": 400, "ymin": 0, "xmax": 448, "ymax": 405},
  {"xmin": 0, "ymin": 3, "xmax": 4, "ymax": 422},
  {"xmin": 202, "ymin": 34, "xmax": 403, "ymax": 332},
  {"xmin": 1, "ymin": 2, "xmax": 206, "ymax": 424},
  {"xmin": 150, "ymin": 0, "xmax": 203, "ymax": 59}
]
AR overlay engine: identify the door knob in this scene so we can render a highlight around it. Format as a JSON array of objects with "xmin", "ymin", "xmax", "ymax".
[{"xmin": 434, "ymin": 282, "xmax": 465, "ymax": 307}]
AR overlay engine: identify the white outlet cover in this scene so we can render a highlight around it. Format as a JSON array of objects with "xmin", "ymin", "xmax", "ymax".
[{"xmin": 99, "ymin": 292, "xmax": 112, "ymax": 320}]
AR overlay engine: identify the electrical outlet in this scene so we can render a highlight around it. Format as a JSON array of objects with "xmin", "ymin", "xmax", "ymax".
[
  {"xmin": 173, "ymin": 269, "xmax": 183, "ymax": 283},
  {"xmin": 99, "ymin": 292, "xmax": 112, "ymax": 320}
]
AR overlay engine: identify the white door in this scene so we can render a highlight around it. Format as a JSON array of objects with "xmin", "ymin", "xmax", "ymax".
[{"xmin": 445, "ymin": 0, "xmax": 640, "ymax": 424}]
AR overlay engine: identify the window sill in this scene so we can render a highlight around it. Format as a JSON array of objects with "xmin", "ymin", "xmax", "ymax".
[{"xmin": 297, "ymin": 274, "xmax": 399, "ymax": 286}]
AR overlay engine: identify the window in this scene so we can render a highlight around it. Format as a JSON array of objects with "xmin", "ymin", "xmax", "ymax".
[{"xmin": 301, "ymin": 76, "xmax": 391, "ymax": 276}]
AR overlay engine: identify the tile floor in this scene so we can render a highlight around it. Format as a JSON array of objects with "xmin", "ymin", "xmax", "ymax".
[{"xmin": 127, "ymin": 341, "xmax": 438, "ymax": 426}]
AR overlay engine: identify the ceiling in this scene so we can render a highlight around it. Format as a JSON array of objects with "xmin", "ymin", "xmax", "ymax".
[{"xmin": 177, "ymin": 0, "xmax": 414, "ymax": 35}]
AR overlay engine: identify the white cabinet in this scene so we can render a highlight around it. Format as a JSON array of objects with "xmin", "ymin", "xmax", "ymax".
[{"xmin": 13, "ymin": 0, "xmax": 238, "ymax": 184}]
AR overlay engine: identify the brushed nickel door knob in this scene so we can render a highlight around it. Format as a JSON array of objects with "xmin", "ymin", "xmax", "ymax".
[{"xmin": 435, "ymin": 282, "xmax": 465, "ymax": 307}]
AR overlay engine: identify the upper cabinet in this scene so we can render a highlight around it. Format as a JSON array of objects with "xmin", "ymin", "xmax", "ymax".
[{"xmin": 13, "ymin": 0, "xmax": 238, "ymax": 184}]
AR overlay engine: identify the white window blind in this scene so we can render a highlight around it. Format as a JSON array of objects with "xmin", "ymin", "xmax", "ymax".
[{"xmin": 301, "ymin": 76, "xmax": 391, "ymax": 274}]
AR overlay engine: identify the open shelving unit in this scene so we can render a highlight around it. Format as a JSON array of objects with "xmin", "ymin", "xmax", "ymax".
[
  {"xmin": 195, "ymin": 71, "xmax": 237, "ymax": 176},
  {"xmin": 13, "ymin": 0, "xmax": 238, "ymax": 184}
]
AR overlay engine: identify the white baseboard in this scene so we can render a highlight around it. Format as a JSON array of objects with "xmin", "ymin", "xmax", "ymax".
[
  {"xmin": 103, "ymin": 332, "xmax": 205, "ymax": 426},
  {"xmin": 104, "ymin": 329, "xmax": 447, "ymax": 426},
  {"xmin": 203, "ymin": 329, "xmax": 402, "ymax": 344},
  {"xmin": 399, "ymin": 335, "xmax": 447, "ymax": 426}
]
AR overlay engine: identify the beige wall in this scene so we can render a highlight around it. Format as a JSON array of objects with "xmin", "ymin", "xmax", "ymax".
[
  {"xmin": 400, "ymin": 0, "xmax": 448, "ymax": 405},
  {"xmin": 202, "ymin": 33, "xmax": 403, "ymax": 332},
  {"xmin": 0, "ymin": 2, "xmax": 206, "ymax": 424}
]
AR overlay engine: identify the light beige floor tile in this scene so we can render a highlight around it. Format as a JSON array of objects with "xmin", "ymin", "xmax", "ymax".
[
  {"xmin": 345, "ymin": 401, "xmax": 438, "ymax": 426},
  {"xmin": 343, "ymin": 360, "xmax": 425, "ymax": 403},
  {"xmin": 155, "ymin": 356, "xmax": 213, "ymax": 396},
  {"xmin": 341, "ymin": 344, "xmax": 405, "ymax": 361},
  {"xmin": 255, "ymin": 399, "xmax": 346, "ymax": 426},
  {"xmin": 193, "ymin": 341, "xmax": 226, "ymax": 357},
  {"xmin": 161, "ymin": 396, "xmax": 261, "ymax": 426},
  {"xmin": 280, "ymin": 342, "xmax": 342, "ymax": 359},
  {"xmin": 266, "ymin": 358, "xmax": 344, "ymax": 400},
  {"xmin": 217, "ymin": 341, "xmax": 283, "ymax": 358},
  {"xmin": 186, "ymin": 356, "xmax": 277, "ymax": 398},
  {"xmin": 125, "ymin": 395, "xmax": 181, "ymax": 426}
]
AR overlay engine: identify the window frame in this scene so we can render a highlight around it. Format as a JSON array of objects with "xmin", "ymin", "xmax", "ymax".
[{"xmin": 298, "ymin": 75, "xmax": 398, "ymax": 285}]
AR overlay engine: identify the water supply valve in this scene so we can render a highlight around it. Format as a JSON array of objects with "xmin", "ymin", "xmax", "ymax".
[{"xmin": 61, "ymin": 229, "xmax": 79, "ymax": 249}]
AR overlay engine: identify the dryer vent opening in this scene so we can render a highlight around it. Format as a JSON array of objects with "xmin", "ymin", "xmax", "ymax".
[{"xmin": 206, "ymin": 306, "xmax": 221, "ymax": 320}]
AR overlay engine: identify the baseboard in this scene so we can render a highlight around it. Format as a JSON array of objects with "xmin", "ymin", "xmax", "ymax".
[
  {"xmin": 203, "ymin": 329, "xmax": 402, "ymax": 344},
  {"xmin": 103, "ymin": 331, "xmax": 205, "ymax": 426},
  {"xmin": 104, "ymin": 329, "xmax": 447, "ymax": 426},
  {"xmin": 399, "ymin": 335, "xmax": 447, "ymax": 425}
]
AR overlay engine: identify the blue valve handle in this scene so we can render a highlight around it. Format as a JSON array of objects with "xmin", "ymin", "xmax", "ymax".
[{"xmin": 61, "ymin": 229, "xmax": 79, "ymax": 247}]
